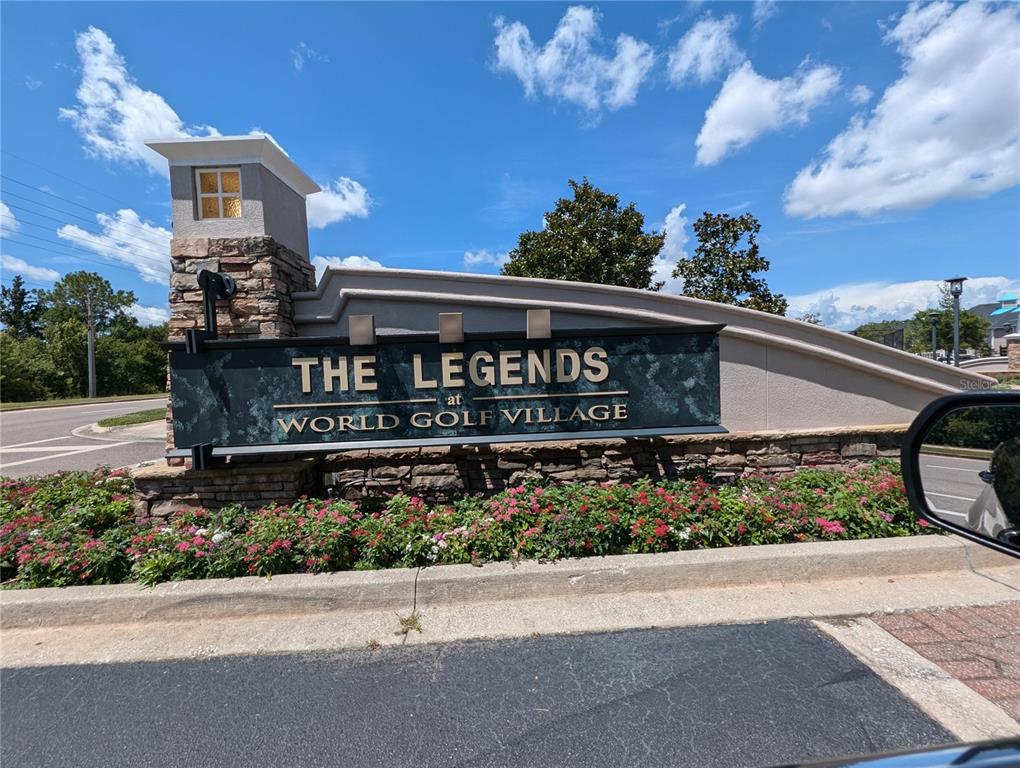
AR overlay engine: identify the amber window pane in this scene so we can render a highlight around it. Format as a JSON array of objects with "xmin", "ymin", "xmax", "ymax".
[
  {"xmin": 221, "ymin": 172, "xmax": 240, "ymax": 193},
  {"xmin": 199, "ymin": 172, "xmax": 219, "ymax": 194},
  {"xmin": 222, "ymin": 197, "xmax": 241, "ymax": 218},
  {"xmin": 201, "ymin": 197, "xmax": 220, "ymax": 218}
]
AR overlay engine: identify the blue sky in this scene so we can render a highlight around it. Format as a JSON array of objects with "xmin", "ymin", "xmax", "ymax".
[{"xmin": 1, "ymin": 1, "xmax": 1017, "ymax": 329}]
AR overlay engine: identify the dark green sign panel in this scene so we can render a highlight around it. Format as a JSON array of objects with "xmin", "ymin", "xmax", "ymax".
[{"xmin": 169, "ymin": 326, "xmax": 724, "ymax": 456}]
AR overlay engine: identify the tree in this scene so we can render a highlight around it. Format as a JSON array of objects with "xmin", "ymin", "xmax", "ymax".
[
  {"xmin": 43, "ymin": 272, "xmax": 134, "ymax": 398},
  {"xmin": 904, "ymin": 306, "xmax": 990, "ymax": 356},
  {"xmin": 501, "ymin": 178, "xmax": 665, "ymax": 290},
  {"xmin": 672, "ymin": 212, "xmax": 788, "ymax": 315},
  {"xmin": 796, "ymin": 312, "xmax": 823, "ymax": 325},
  {"xmin": 0, "ymin": 275, "xmax": 45, "ymax": 338},
  {"xmin": 853, "ymin": 320, "xmax": 904, "ymax": 344}
]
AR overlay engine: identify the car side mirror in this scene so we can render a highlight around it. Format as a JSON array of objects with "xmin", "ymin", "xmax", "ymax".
[{"xmin": 902, "ymin": 391, "xmax": 1020, "ymax": 559}]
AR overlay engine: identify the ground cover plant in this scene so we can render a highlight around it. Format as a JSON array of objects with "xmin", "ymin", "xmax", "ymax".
[{"xmin": 1, "ymin": 461, "xmax": 932, "ymax": 590}]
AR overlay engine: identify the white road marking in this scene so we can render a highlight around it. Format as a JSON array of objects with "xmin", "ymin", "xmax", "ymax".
[
  {"xmin": 925, "ymin": 491, "xmax": 979, "ymax": 503},
  {"xmin": 0, "ymin": 441, "xmax": 134, "ymax": 470},
  {"xmin": 78, "ymin": 407, "xmax": 150, "ymax": 415},
  {"xmin": 923, "ymin": 464, "xmax": 983, "ymax": 472},
  {"xmin": 0, "ymin": 445, "xmax": 125, "ymax": 453},
  {"xmin": 0, "ymin": 436, "xmax": 73, "ymax": 449}
]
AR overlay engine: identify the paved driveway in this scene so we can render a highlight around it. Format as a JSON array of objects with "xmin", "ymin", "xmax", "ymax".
[
  {"xmin": 0, "ymin": 621, "xmax": 952, "ymax": 768},
  {"xmin": 0, "ymin": 398, "xmax": 166, "ymax": 477}
]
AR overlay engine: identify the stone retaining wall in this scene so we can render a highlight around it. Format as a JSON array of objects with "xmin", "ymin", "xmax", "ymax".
[{"xmin": 131, "ymin": 425, "xmax": 907, "ymax": 522}]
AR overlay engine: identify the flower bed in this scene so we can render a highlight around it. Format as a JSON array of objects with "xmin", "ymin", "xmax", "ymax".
[{"xmin": 1, "ymin": 462, "xmax": 931, "ymax": 590}]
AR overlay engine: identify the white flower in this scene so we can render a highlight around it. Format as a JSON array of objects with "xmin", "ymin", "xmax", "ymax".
[
  {"xmin": 29, "ymin": 529, "xmax": 40, "ymax": 538},
  {"xmin": 160, "ymin": 526, "xmax": 172, "ymax": 534},
  {"xmin": 211, "ymin": 532, "xmax": 230, "ymax": 544},
  {"xmin": 677, "ymin": 528, "xmax": 691, "ymax": 541},
  {"xmin": 195, "ymin": 528, "xmax": 209, "ymax": 537}
]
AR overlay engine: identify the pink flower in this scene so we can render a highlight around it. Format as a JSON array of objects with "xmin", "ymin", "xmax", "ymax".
[
  {"xmin": 816, "ymin": 517, "xmax": 846, "ymax": 535},
  {"xmin": 918, "ymin": 519, "xmax": 929, "ymax": 527},
  {"xmin": 176, "ymin": 542, "xmax": 190, "ymax": 552}
]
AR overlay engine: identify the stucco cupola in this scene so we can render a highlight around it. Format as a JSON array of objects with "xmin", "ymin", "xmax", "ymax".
[{"xmin": 146, "ymin": 135, "xmax": 320, "ymax": 259}]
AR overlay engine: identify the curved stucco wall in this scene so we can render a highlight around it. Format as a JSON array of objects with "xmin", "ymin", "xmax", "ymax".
[
  {"xmin": 960, "ymin": 357, "xmax": 1009, "ymax": 374},
  {"xmin": 291, "ymin": 268, "xmax": 993, "ymax": 433}
]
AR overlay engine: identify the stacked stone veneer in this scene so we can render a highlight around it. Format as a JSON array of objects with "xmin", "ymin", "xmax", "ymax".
[
  {"xmin": 1008, "ymin": 334, "xmax": 1020, "ymax": 373},
  {"xmin": 163, "ymin": 236, "xmax": 315, "ymax": 456},
  {"xmin": 132, "ymin": 425, "xmax": 906, "ymax": 522}
]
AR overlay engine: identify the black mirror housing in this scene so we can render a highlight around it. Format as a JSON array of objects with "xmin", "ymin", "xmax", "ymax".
[{"xmin": 902, "ymin": 391, "xmax": 1020, "ymax": 559}]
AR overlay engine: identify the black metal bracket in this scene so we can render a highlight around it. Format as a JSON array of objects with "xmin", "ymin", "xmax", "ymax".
[
  {"xmin": 190, "ymin": 443, "xmax": 218, "ymax": 470},
  {"xmin": 184, "ymin": 270, "xmax": 237, "ymax": 353}
]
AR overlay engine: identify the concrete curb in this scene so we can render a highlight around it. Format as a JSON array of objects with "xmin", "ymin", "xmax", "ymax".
[
  {"xmin": 2, "ymin": 535, "xmax": 1016, "ymax": 631},
  {"xmin": 71, "ymin": 421, "xmax": 166, "ymax": 444}
]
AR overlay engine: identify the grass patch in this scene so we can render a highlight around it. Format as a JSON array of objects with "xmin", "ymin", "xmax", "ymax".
[
  {"xmin": 0, "ymin": 394, "xmax": 164, "ymax": 412},
  {"xmin": 97, "ymin": 409, "xmax": 165, "ymax": 428}
]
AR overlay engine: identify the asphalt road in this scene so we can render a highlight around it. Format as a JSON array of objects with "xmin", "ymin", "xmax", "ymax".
[
  {"xmin": 0, "ymin": 622, "xmax": 953, "ymax": 768},
  {"xmin": 0, "ymin": 398, "xmax": 167, "ymax": 478},
  {"xmin": 919, "ymin": 453, "xmax": 990, "ymax": 525}
]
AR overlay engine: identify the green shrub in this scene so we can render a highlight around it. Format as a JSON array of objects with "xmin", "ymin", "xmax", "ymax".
[
  {"xmin": 2, "ymin": 461, "xmax": 933, "ymax": 589},
  {"xmin": 0, "ymin": 469, "xmax": 137, "ymax": 588}
]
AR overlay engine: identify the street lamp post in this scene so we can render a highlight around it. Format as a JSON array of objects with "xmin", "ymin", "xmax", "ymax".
[
  {"xmin": 928, "ymin": 311, "xmax": 940, "ymax": 360},
  {"xmin": 945, "ymin": 276, "xmax": 968, "ymax": 367}
]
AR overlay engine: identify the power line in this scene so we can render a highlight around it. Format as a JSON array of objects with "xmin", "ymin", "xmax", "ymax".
[
  {"xmin": 3, "ymin": 203, "xmax": 170, "ymax": 260},
  {"xmin": 0, "ymin": 150, "xmax": 141, "ymax": 210},
  {"xmin": 0, "ymin": 236, "xmax": 164, "ymax": 279},
  {"xmin": 1, "ymin": 186, "xmax": 171, "ymax": 244}
]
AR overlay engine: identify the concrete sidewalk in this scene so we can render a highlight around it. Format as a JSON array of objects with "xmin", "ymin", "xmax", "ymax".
[{"xmin": 2, "ymin": 535, "xmax": 1018, "ymax": 668}]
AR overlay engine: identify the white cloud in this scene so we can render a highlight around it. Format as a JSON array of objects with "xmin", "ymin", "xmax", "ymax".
[
  {"xmin": 493, "ymin": 6, "xmax": 654, "ymax": 114},
  {"xmin": 56, "ymin": 208, "xmax": 171, "ymax": 284},
  {"xmin": 0, "ymin": 202, "xmax": 20, "ymax": 235},
  {"xmin": 849, "ymin": 84, "xmax": 873, "ymax": 105},
  {"xmin": 24, "ymin": 76, "xmax": 43, "ymax": 90},
  {"xmin": 0, "ymin": 254, "xmax": 60, "ymax": 283},
  {"xmin": 650, "ymin": 203, "xmax": 690, "ymax": 293},
  {"xmin": 463, "ymin": 249, "xmax": 510, "ymax": 271},
  {"xmin": 59, "ymin": 27, "xmax": 373, "ymax": 230},
  {"xmin": 307, "ymin": 178, "xmax": 372, "ymax": 229},
  {"xmin": 59, "ymin": 27, "xmax": 219, "ymax": 176},
  {"xmin": 787, "ymin": 276, "xmax": 1020, "ymax": 330},
  {"xmin": 667, "ymin": 15, "xmax": 743, "ymax": 86},
  {"xmin": 752, "ymin": 1, "xmax": 778, "ymax": 28},
  {"xmin": 128, "ymin": 304, "xmax": 169, "ymax": 326},
  {"xmin": 785, "ymin": 2, "xmax": 1020, "ymax": 218},
  {"xmin": 696, "ymin": 60, "xmax": 841, "ymax": 165},
  {"xmin": 311, "ymin": 255, "xmax": 384, "ymax": 282},
  {"xmin": 291, "ymin": 42, "xmax": 329, "ymax": 73}
]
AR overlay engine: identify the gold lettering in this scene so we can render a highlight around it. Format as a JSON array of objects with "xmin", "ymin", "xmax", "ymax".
[
  {"xmin": 441, "ymin": 352, "xmax": 465, "ymax": 387},
  {"xmin": 310, "ymin": 416, "xmax": 335, "ymax": 433},
  {"xmin": 411, "ymin": 412, "xmax": 432, "ymax": 428},
  {"xmin": 353, "ymin": 356, "xmax": 378, "ymax": 391},
  {"xmin": 583, "ymin": 346, "xmax": 609, "ymax": 383},
  {"xmin": 569, "ymin": 407, "xmax": 589, "ymax": 422},
  {"xmin": 337, "ymin": 415, "xmax": 355, "ymax": 431},
  {"xmin": 435, "ymin": 411, "xmax": 459, "ymax": 428},
  {"xmin": 556, "ymin": 349, "xmax": 580, "ymax": 383},
  {"xmin": 277, "ymin": 416, "xmax": 309, "ymax": 433},
  {"xmin": 613, "ymin": 403, "xmax": 628, "ymax": 421},
  {"xmin": 322, "ymin": 356, "xmax": 349, "ymax": 392},
  {"xmin": 536, "ymin": 408, "xmax": 553, "ymax": 424},
  {"xmin": 479, "ymin": 410, "xmax": 493, "ymax": 426},
  {"xmin": 499, "ymin": 350, "xmax": 523, "ymax": 385},
  {"xmin": 501, "ymin": 408, "xmax": 524, "ymax": 425},
  {"xmin": 468, "ymin": 351, "xmax": 495, "ymax": 386},
  {"xmin": 413, "ymin": 355, "xmax": 437, "ymax": 389},
  {"xmin": 527, "ymin": 349, "xmax": 551, "ymax": 384},
  {"xmin": 589, "ymin": 404, "xmax": 610, "ymax": 421},
  {"xmin": 291, "ymin": 357, "xmax": 318, "ymax": 394},
  {"xmin": 378, "ymin": 414, "xmax": 400, "ymax": 430}
]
